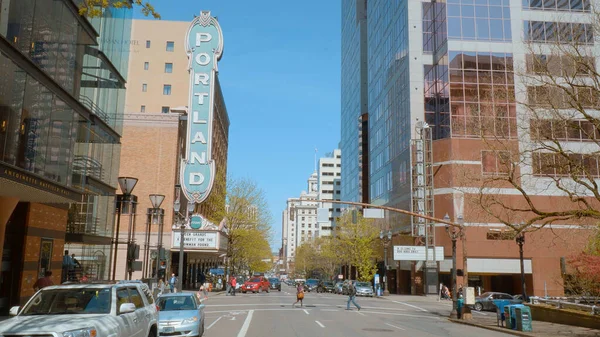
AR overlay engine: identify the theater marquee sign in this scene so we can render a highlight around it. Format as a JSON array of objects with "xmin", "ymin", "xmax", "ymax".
[{"xmin": 181, "ymin": 11, "xmax": 223, "ymax": 204}]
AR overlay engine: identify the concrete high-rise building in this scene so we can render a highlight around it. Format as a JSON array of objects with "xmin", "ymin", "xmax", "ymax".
[
  {"xmin": 0, "ymin": 1, "xmax": 131, "ymax": 311},
  {"xmin": 317, "ymin": 149, "xmax": 342, "ymax": 235},
  {"xmin": 116, "ymin": 18, "xmax": 230, "ymax": 284},
  {"xmin": 282, "ymin": 173, "xmax": 319, "ymax": 267},
  {"xmin": 340, "ymin": 0, "xmax": 596, "ymax": 296}
]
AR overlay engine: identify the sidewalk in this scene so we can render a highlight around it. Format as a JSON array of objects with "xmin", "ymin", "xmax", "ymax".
[
  {"xmin": 450, "ymin": 315, "xmax": 600, "ymax": 337},
  {"xmin": 376, "ymin": 294, "xmax": 600, "ymax": 336}
]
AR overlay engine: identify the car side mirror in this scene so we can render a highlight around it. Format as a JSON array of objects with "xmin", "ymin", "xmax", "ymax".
[
  {"xmin": 119, "ymin": 303, "xmax": 136, "ymax": 314},
  {"xmin": 9, "ymin": 306, "xmax": 20, "ymax": 316},
  {"xmin": 198, "ymin": 304, "xmax": 205, "ymax": 310}
]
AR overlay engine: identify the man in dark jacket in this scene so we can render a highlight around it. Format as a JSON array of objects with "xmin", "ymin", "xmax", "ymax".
[{"xmin": 346, "ymin": 281, "xmax": 361, "ymax": 311}]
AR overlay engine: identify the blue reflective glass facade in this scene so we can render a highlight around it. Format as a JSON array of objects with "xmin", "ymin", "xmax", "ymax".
[
  {"xmin": 366, "ymin": 0, "xmax": 411, "ymax": 218},
  {"xmin": 340, "ymin": 0, "xmax": 368, "ymax": 204}
]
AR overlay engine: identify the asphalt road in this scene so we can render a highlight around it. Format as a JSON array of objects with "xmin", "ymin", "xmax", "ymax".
[{"xmin": 200, "ymin": 284, "xmax": 512, "ymax": 337}]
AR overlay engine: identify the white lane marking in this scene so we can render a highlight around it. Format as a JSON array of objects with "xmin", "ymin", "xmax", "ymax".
[
  {"xmin": 209, "ymin": 303, "xmax": 297, "ymax": 307},
  {"xmin": 359, "ymin": 310, "xmax": 439, "ymax": 319},
  {"xmin": 385, "ymin": 323, "xmax": 406, "ymax": 330},
  {"xmin": 321, "ymin": 309, "xmax": 338, "ymax": 312},
  {"xmin": 206, "ymin": 316, "xmax": 222, "ymax": 330},
  {"xmin": 390, "ymin": 300, "xmax": 428, "ymax": 312},
  {"xmin": 207, "ymin": 308, "xmax": 309, "ymax": 313},
  {"xmin": 385, "ymin": 322, "xmax": 406, "ymax": 331},
  {"xmin": 334, "ymin": 305, "xmax": 405, "ymax": 311},
  {"xmin": 356, "ymin": 311, "xmax": 366, "ymax": 316},
  {"xmin": 303, "ymin": 309, "xmax": 310, "ymax": 315},
  {"xmin": 236, "ymin": 310, "xmax": 254, "ymax": 337},
  {"xmin": 315, "ymin": 320, "xmax": 325, "ymax": 328},
  {"xmin": 473, "ymin": 310, "xmax": 488, "ymax": 316}
]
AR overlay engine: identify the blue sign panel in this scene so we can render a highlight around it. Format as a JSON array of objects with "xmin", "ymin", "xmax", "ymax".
[
  {"xmin": 181, "ymin": 11, "xmax": 223, "ymax": 204},
  {"xmin": 190, "ymin": 215, "xmax": 203, "ymax": 229}
]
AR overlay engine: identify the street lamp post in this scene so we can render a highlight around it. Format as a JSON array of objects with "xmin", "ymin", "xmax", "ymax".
[
  {"xmin": 173, "ymin": 187, "xmax": 195, "ymax": 293},
  {"xmin": 445, "ymin": 213, "xmax": 462, "ymax": 319},
  {"xmin": 112, "ymin": 177, "xmax": 138, "ymax": 281},
  {"xmin": 379, "ymin": 229, "xmax": 392, "ymax": 296},
  {"xmin": 516, "ymin": 232, "xmax": 527, "ymax": 302},
  {"xmin": 149, "ymin": 194, "xmax": 165, "ymax": 282}
]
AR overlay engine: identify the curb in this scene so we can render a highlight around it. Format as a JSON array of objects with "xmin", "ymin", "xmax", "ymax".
[{"xmin": 448, "ymin": 318, "xmax": 533, "ymax": 337}]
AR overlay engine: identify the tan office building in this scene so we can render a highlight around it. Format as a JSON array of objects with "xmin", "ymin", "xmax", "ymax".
[{"xmin": 115, "ymin": 19, "xmax": 230, "ymax": 284}]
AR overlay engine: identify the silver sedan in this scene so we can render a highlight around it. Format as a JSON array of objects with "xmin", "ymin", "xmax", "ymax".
[{"xmin": 157, "ymin": 293, "xmax": 205, "ymax": 336}]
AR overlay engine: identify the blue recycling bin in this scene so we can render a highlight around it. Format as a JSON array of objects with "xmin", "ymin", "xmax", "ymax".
[
  {"xmin": 515, "ymin": 306, "xmax": 533, "ymax": 332},
  {"xmin": 508, "ymin": 304, "xmax": 525, "ymax": 330}
]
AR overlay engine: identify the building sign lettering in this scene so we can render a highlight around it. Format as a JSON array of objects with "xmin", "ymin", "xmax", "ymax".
[
  {"xmin": 172, "ymin": 231, "xmax": 217, "ymax": 249},
  {"xmin": 180, "ymin": 11, "xmax": 223, "ymax": 203}
]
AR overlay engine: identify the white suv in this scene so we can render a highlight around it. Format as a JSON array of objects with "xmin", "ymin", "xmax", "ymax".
[{"xmin": 0, "ymin": 281, "xmax": 158, "ymax": 337}]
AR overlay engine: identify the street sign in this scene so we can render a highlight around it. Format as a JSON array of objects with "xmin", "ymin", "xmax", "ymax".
[{"xmin": 393, "ymin": 246, "xmax": 444, "ymax": 261}]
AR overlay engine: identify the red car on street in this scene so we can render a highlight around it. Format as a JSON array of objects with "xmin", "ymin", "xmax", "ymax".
[{"xmin": 241, "ymin": 276, "xmax": 270, "ymax": 293}]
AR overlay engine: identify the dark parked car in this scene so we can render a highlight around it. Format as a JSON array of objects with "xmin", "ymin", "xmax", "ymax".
[
  {"xmin": 472, "ymin": 292, "xmax": 523, "ymax": 311},
  {"xmin": 268, "ymin": 278, "xmax": 281, "ymax": 291},
  {"xmin": 318, "ymin": 281, "xmax": 335, "ymax": 293},
  {"xmin": 304, "ymin": 279, "xmax": 319, "ymax": 292}
]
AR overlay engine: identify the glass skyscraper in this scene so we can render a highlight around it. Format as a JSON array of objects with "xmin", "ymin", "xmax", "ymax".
[
  {"xmin": 341, "ymin": 0, "xmax": 597, "ymax": 296},
  {"xmin": 0, "ymin": 0, "xmax": 131, "ymax": 310}
]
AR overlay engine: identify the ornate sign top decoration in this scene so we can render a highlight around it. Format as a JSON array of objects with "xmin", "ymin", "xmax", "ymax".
[{"xmin": 181, "ymin": 11, "xmax": 224, "ymax": 204}]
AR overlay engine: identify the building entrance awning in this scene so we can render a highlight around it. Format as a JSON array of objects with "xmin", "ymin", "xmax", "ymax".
[{"xmin": 439, "ymin": 258, "xmax": 532, "ymax": 274}]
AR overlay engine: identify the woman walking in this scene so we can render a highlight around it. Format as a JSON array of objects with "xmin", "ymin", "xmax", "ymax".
[{"xmin": 292, "ymin": 282, "xmax": 305, "ymax": 307}]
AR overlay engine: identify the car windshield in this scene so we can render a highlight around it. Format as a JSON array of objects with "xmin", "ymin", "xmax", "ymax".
[
  {"xmin": 157, "ymin": 296, "xmax": 196, "ymax": 311},
  {"xmin": 356, "ymin": 282, "xmax": 371, "ymax": 287},
  {"xmin": 20, "ymin": 288, "xmax": 112, "ymax": 316},
  {"xmin": 480, "ymin": 292, "xmax": 493, "ymax": 298},
  {"xmin": 323, "ymin": 281, "xmax": 334, "ymax": 286},
  {"xmin": 268, "ymin": 278, "xmax": 279, "ymax": 283},
  {"xmin": 249, "ymin": 278, "xmax": 261, "ymax": 283},
  {"xmin": 306, "ymin": 279, "xmax": 318, "ymax": 285}
]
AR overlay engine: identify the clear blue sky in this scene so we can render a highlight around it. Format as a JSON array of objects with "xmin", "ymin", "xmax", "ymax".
[{"xmin": 134, "ymin": 1, "xmax": 341, "ymax": 251}]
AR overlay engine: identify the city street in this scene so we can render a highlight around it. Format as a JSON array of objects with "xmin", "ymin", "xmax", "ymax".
[{"xmin": 200, "ymin": 284, "xmax": 511, "ymax": 337}]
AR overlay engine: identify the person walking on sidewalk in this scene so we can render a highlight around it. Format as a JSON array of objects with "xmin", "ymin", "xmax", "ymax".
[
  {"xmin": 169, "ymin": 273, "xmax": 177, "ymax": 293},
  {"xmin": 230, "ymin": 276, "xmax": 237, "ymax": 296},
  {"xmin": 346, "ymin": 281, "xmax": 361, "ymax": 311},
  {"xmin": 292, "ymin": 282, "xmax": 305, "ymax": 307}
]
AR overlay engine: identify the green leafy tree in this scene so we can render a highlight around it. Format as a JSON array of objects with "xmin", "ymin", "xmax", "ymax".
[
  {"xmin": 215, "ymin": 177, "xmax": 272, "ymax": 275},
  {"xmin": 78, "ymin": 0, "xmax": 160, "ymax": 18},
  {"xmin": 336, "ymin": 212, "xmax": 381, "ymax": 282}
]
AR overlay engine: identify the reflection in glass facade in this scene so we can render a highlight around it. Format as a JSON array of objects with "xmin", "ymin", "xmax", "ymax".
[
  {"xmin": 449, "ymin": 51, "xmax": 517, "ymax": 139},
  {"xmin": 0, "ymin": 0, "xmax": 132, "ymax": 280},
  {"xmin": 447, "ymin": 0, "xmax": 511, "ymax": 41},
  {"xmin": 366, "ymin": 0, "xmax": 411, "ymax": 228},
  {"xmin": 340, "ymin": 0, "xmax": 367, "ymax": 204}
]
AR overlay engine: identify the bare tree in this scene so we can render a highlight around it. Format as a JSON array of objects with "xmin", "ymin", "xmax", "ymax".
[{"xmin": 460, "ymin": 14, "xmax": 600, "ymax": 233}]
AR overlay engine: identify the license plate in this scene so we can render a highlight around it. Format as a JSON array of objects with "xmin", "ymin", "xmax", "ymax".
[
  {"xmin": 247, "ymin": 286, "xmax": 251, "ymax": 289},
  {"xmin": 163, "ymin": 327, "xmax": 174, "ymax": 333}
]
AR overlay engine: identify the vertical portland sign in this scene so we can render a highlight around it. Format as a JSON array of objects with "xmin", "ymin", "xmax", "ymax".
[{"xmin": 181, "ymin": 11, "xmax": 223, "ymax": 203}]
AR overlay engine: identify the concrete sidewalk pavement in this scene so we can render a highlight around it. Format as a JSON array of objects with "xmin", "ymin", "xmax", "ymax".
[{"xmin": 450, "ymin": 315, "xmax": 600, "ymax": 337}]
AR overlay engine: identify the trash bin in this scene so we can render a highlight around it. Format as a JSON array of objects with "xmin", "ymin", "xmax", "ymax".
[
  {"xmin": 457, "ymin": 298, "xmax": 464, "ymax": 319},
  {"xmin": 515, "ymin": 306, "xmax": 533, "ymax": 332}
]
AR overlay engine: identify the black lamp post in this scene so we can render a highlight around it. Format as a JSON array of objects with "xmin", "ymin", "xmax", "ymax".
[
  {"xmin": 112, "ymin": 176, "xmax": 138, "ymax": 281},
  {"xmin": 516, "ymin": 231, "xmax": 527, "ymax": 302},
  {"xmin": 148, "ymin": 194, "xmax": 165, "ymax": 281},
  {"xmin": 172, "ymin": 187, "xmax": 195, "ymax": 293},
  {"xmin": 379, "ymin": 229, "xmax": 392, "ymax": 296},
  {"xmin": 445, "ymin": 213, "xmax": 463, "ymax": 319}
]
